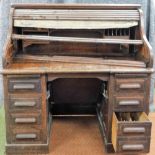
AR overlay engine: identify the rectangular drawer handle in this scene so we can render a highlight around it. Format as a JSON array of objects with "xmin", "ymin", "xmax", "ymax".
[
  {"xmin": 16, "ymin": 133, "xmax": 37, "ymax": 139},
  {"xmin": 119, "ymin": 83, "xmax": 141, "ymax": 89},
  {"xmin": 13, "ymin": 84, "xmax": 35, "ymax": 89},
  {"xmin": 15, "ymin": 117, "xmax": 36, "ymax": 123},
  {"xmin": 122, "ymin": 144, "xmax": 144, "ymax": 151},
  {"xmin": 119, "ymin": 100, "xmax": 140, "ymax": 106},
  {"xmin": 123, "ymin": 127, "xmax": 145, "ymax": 133},
  {"xmin": 14, "ymin": 101, "xmax": 36, "ymax": 107}
]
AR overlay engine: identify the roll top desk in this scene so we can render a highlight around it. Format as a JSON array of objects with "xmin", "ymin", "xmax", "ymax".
[{"xmin": 2, "ymin": 4, "xmax": 154, "ymax": 154}]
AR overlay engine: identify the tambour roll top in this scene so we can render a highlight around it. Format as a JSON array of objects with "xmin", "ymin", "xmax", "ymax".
[{"xmin": 2, "ymin": 4, "xmax": 153, "ymax": 73}]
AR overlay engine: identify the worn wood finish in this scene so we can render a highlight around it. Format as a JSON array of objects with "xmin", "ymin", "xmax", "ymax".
[
  {"xmin": 2, "ymin": 8, "xmax": 14, "ymax": 67},
  {"xmin": 112, "ymin": 112, "xmax": 151, "ymax": 153},
  {"xmin": 11, "ymin": 4, "xmax": 141, "ymax": 10},
  {"xmin": 15, "ymin": 55, "xmax": 146, "ymax": 68},
  {"xmin": 12, "ymin": 34, "xmax": 143, "ymax": 45},
  {"xmin": 2, "ymin": 4, "xmax": 154, "ymax": 155}
]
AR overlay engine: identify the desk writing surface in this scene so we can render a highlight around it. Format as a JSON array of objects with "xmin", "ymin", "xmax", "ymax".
[{"xmin": 2, "ymin": 61, "xmax": 153, "ymax": 74}]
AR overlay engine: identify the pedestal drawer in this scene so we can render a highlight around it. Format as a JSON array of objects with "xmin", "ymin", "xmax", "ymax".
[
  {"xmin": 9, "ymin": 94, "xmax": 41, "ymax": 111},
  {"xmin": 114, "ymin": 96, "xmax": 144, "ymax": 111},
  {"xmin": 10, "ymin": 112, "xmax": 41, "ymax": 126},
  {"xmin": 10, "ymin": 128, "xmax": 42, "ymax": 144},
  {"xmin": 8, "ymin": 77, "xmax": 41, "ymax": 93},
  {"xmin": 114, "ymin": 137, "xmax": 150, "ymax": 153},
  {"xmin": 115, "ymin": 78, "xmax": 145, "ymax": 92},
  {"xmin": 112, "ymin": 112, "xmax": 151, "ymax": 153}
]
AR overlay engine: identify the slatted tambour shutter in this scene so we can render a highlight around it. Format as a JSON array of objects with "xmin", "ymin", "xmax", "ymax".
[{"xmin": 13, "ymin": 9, "xmax": 140, "ymax": 29}]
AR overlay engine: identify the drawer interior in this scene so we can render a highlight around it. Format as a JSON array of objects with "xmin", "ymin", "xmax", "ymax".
[
  {"xmin": 112, "ymin": 112, "xmax": 151, "ymax": 153},
  {"xmin": 114, "ymin": 112, "xmax": 149, "ymax": 122}
]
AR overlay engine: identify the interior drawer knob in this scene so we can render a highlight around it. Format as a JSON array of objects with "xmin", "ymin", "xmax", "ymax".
[
  {"xmin": 119, "ymin": 100, "xmax": 140, "ymax": 106},
  {"xmin": 16, "ymin": 133, "xmax": 37, "ymax": 139},
  {"xmin": 119, "ymin": 83, "xmax": 141, "ymax": 89},
  {"xmin": 123, "ymin": 127, "xmax": 145, "ymax": 133},
  {"xmin": 122, "ymin": 144, "xmax": 144, "ymax": 151}
]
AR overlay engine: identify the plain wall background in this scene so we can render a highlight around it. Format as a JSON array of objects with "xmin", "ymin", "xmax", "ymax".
[{"xmin": 0, "ymin": 0, "xmax": 155, "ymax": 110}]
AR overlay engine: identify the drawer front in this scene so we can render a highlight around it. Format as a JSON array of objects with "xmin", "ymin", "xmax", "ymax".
[
  {"xmin": 9, "ymin": 113, "xmax": 41, "ymax": 126},
  {"xmin": 116, "ymin": 138, "xmax": 150, "ymax": 153},
  {"xmin": 115, "ymin": 78, "xmax": 145, "ymax": 92},
  {"xmin": 8, "ymin": 77, "xmax": 41, "ymax": 93},
  {"xmin": 112, "ymin": 112, "xmax": 151, "ymax": 137},
  {"xmin": 114, "ymin": 96, "xmax": 144, "ymax": 111},
  {"xmin": 117, "ymin": 123, "xmax": 151, "ymax": 137},
  {"xmin": 115, "ymin": 138, "xmax": 150, "ymax": 153},
  {"xmin": 11, "ymin": 129, "xmax": 42, "ymax": 144},
  {"xmin": 9, "ymin": 95, "xmax": 41, "ymax": 111}
]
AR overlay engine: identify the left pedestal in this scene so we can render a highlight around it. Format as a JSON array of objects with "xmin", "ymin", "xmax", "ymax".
[{"xmin": 3, "ymin": 74, "xmax": 50, "ymax": 154}]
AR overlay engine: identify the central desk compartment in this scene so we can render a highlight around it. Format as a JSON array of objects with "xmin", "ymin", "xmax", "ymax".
[{"xmin": 48, "ymin": 78, "xmax": 105, "ymax": 115}]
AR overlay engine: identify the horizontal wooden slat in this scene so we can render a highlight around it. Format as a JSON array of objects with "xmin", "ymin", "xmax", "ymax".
[
  {"xmin": 11, "ymin": 4, "xmax": 141, "ymax": 10},
  {"xmin": 14, "ymin": 9, "xmax": 140, "ymax": 21},
  {"xmin": 14, "ymin": 20, "xmax": 138, "ymax": 29},
  {"xmin": 15, "ymin": 54, "xmax": 146, "ymax": 68},
  {"xmin": 12, "ymin": 34, "xmax": 143, "ymax": 45}
]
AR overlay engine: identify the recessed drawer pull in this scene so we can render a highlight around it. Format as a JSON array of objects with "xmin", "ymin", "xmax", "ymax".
[
  {"xmin": 13, "ymin": 84, "xmax": 35, "ymax": 89},
  {"xmin": 14, "ymin": 101, "xmax": 36, "ymax": 107},
  {"xmin": 16, "ymin": 133, "xmax": 37, "ymax": 139},
  {"xmin": 122, "ymin": 144, "xmax": 144, "ymax": 151},
  {"xmin": 119, "ymin": 100, "xmax": 140, "ymax": 106},
  {"xmin": 123, "ymin": 127, "xmax": 145, "ymax": 133},
  {"xmin": 119, "ymin": 83, "xmax": 141, "ymax": 89},
  {"xmin": 15, "ymin": 117, "xmax": 36, "ymax": 123}
]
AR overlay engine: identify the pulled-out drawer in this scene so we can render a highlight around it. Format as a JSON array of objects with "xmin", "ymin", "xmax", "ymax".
[
  {"xmin": 9, "ymin": 94, "xmax": 41, "ymax": 111},
  {"xmin": 10, "ymin": 112, "xmax": 41, "ymax": 125},
  {"xmin": 115, "ymin": 78, "xmax": 145, "ymax": 92},
  {"xmin": 112, "ymin": 112, "xmax": 151, "ymax": 153},
  {"xmin": 8, "ymin": 77, "xmax": 41, "ymax": 93},
  {"xmin": 10, "ymin": 128, "xmax": 42, "ymax": 144},
  {"xmin": 114, "ymin": 96, "xmax": 144, "ymax": 111}
]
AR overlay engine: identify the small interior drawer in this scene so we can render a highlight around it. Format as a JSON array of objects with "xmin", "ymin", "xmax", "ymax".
[
  {"xmin": 115, "ymin": 78, "xmax": 145, "ymax": 92},
  {"xmin": 114, "ymin": 96, "xmax": 144, "ymax": 111},
  {"xmin": 9, "ymin": 94, "xmax": 41, "ymax": 111},
  {"xmin": 10, "ymin": 112, "xmax": 41, "ymax": 125},
  {"xmin": 112, "ymin": 112, "xmax": 151, "ymax": 153},
  {"xmin": 8, "ymin": 77, "xmax": 41, "ymax": 93}
]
